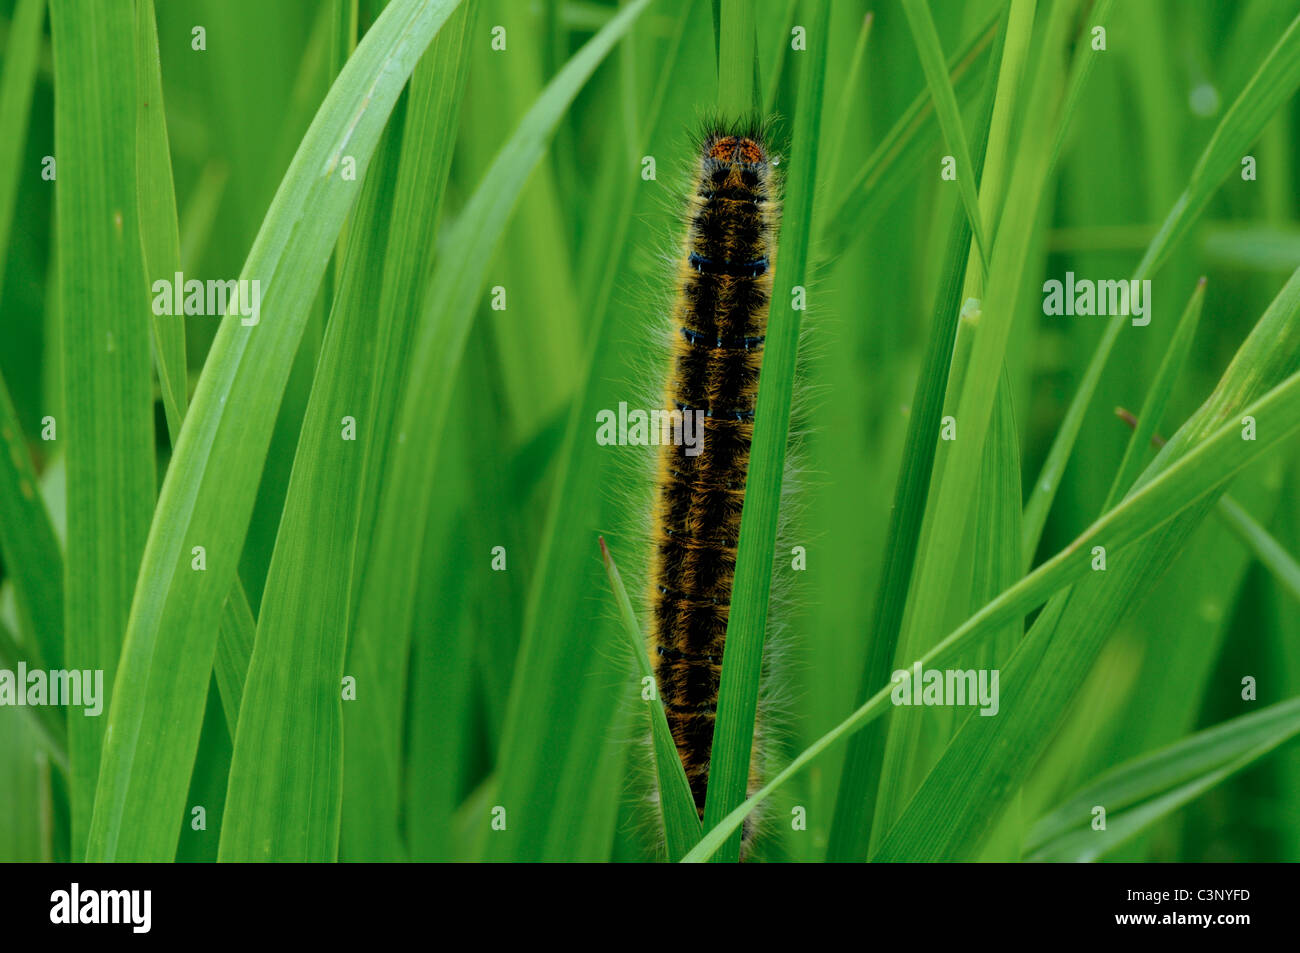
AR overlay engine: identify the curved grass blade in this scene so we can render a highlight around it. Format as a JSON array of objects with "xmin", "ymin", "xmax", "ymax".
[
  {"xmin": 599, "ymin": 538, "xmax": 701, "ymax": 861},
  {"xmin": 702, "ymin": 0, "xmax": 828, "ymax": 864},
  {"xmin": 1218, "ymin": 496, "xmax": 1300, "ymax": 605},
  {"xmin": 900, "ymin": 0, "xmax": 988, "ymax": 274},
  {"xmin": 135, "ymin": 0, "xmax": 259, "ymax": 741},
  {"xmin": 135, "ymin": 0, "xmax": 187, "ymax": 434},
  {"xmin": 1026, "ymin": 697, "xmax": 1300, "ymax": 862},
  {"xmin": 85, "ymin": 0, "xmax": 459, "ymax": 862}
]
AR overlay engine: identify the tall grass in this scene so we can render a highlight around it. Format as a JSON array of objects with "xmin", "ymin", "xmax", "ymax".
[{"xmin": 1, "ymin": 0, "xmax": 1300, "ymax": 863}]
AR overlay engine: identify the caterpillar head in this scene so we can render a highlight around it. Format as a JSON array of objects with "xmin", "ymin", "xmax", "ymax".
[
  {"xmin": 701, "ymin": 133, "xmax": 771, "ymax": 190},
  {"xmin": 706, "ymin": 134, "xmax": 767, "ymax": 166}
]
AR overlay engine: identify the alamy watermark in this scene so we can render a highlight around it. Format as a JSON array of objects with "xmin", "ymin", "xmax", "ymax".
[
  {"xmin": 1042, "ymin": 271, "xmax": 1152, "ymax": 327},
  {"xmin": 50, "ymin": 884, "xmax": 150, "ymax": 933},
  {"xmin": 890, "ymin": 661, "xmax": 1000, "ymax": 716},
  {"xmin": 151, "ymin": 272, "xmax": 262, "ymax": 326},
  {"xmin": 595, "ymin": 401, "xmax": 706, "ymax": 456},
  {"xmin": 0, "ymin": 663, "xmax": 103, "ymax": 716}
]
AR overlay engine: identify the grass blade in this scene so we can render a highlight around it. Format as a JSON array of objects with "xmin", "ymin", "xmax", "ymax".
[
  {"xmin": 599, "ymin": 538, "xmax": 701, "ymax": 861},
  {"xmin": 825, "ymin": 3, "xmax": 1006, "ymax": 862},
  {"xmin": 476, "ymin": 0, "xmax": 696, "ymax": 862},
  {"xmin": 900, "ymin": 0, "xmax": 988, "ymax": 274},
  {"xmin": 213, "ymin": 587, "xmax": 256, "ymax": 732},
  {"xmin": 133, "ymin": 0, "xmax": 260, "ymax": 743},
  {"xmin": 716, "ymin": 0, "xmax": 755, "ymax": 118},
  {"xmin": 134, "ymin": 0, "xmax": 187, "ymax": 434},
  {"xmin": 1026, "ymin": 697, "xmax": 1300, "ymax": 861},
  {"xmin": 872, "ymin": 0, "xmax": 1071, "ymax": 836},
  {"xmin": 51, "ymin": 0, "xmax": 156, "ymax": 858},
  {"xmin": 1218, "ymin": 496, "xmax": 1300, "ymax": 604},
  {"xmin": 349, "ymin": 0, "xmax": 651, "ymax": 863}
]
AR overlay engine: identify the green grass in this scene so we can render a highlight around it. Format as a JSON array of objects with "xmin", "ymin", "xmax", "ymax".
[{"xmin": 2, "ymin": 0, "xmax": 1300, "ymax": 864}]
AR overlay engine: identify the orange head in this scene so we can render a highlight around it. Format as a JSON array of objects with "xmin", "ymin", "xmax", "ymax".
[{"xmin": 707, "ymin": 135, "xmax": 767, "ymax": 166}]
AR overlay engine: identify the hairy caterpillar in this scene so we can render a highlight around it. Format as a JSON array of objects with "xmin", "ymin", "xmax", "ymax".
[{"xmin": 646, "ymin": 122, "xmax": 781, "ymax": 830}]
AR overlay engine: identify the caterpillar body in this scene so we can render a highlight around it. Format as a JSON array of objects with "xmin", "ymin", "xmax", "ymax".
[{"xmin": 646, "ymin": 124, "xmax": 780, "ymax": 826}]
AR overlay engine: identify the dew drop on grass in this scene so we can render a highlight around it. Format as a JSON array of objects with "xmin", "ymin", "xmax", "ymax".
[{"xmin": 1189, "ymin": 83, "xmax": 1220, "ymax": 117}]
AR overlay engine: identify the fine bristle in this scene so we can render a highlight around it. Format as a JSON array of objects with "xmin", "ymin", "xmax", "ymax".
[{"xmin": 646, "ymin": 123, "xmax": 781, "ymax": 824}]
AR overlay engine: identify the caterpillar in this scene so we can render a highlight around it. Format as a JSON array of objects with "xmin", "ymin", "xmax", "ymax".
[{"xmin": 646, "ymin": 122, "xmax": 781, "ymax": 831}]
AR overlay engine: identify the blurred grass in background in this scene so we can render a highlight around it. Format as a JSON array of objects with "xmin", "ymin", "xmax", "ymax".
[{"xmin": 0, "ymin": 0, "xmax": 1298, "ymax": 862}]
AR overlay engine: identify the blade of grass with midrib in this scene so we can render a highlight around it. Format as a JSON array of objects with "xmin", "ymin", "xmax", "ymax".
[
  {"xmin": 135, "ymin": 0, "xmax": 186, "ymax": 435},
  {"xmin": 51, "ymin": 0, "xmax": 157, "ymax": 859},
  {"xmin": 85, "ymin": 0, "xmax": 459, "ymax": 862},
  {"xmin": 716, "ymin": 0, "xmax": 754, "ymax": 118}
]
